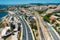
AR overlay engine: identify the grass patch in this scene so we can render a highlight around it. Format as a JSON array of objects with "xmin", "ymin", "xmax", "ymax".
[{"xmin": 0, "ymin": 22, "xmax": 5, "ymax": 28}]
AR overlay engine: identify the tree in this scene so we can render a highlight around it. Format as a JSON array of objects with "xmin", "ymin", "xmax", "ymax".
[
  {"xmin": 37, "ymin": 10, "xmax": 44, "ymax": 14},
  {"xmin": 10, "ymin": 23, "xmax": 15, "ymax": 31},
  {"xmin": 43, "ymin": 14, "xmax": 53, "ymax": 23},
  {"xmin": 0, "ymin": 23, "xmax": 5, "ymax": 28}
]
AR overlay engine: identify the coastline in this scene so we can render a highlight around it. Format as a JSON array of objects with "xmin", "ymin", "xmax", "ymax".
[
  {"xmin": 2, "ymin": 11, "xmax": 16, "ymax": 18},
  {"xmin": 0, "ymin": 11, "xmax": 9, "ymax": 21},
  {"xmin": 1, "ymin": 11, "xmax": 15, "ymax": 19}
]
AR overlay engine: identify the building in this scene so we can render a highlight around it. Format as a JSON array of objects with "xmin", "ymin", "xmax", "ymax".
[
  {"xmin": 28, "ymin": 16, "xmax": 36, "ymax": 23},
  {"xmin": 48, "ymin": 5, "xmax": 57, "ymax": 9},
  {"xmin": 49, "ymin": 15, "xmax": 57, "ymax": 20},
  {"xmin": 46, "ymin": 9, "xmax": 55, "ymax": 14}
]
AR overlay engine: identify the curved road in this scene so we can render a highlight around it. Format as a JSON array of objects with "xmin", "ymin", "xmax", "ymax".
[
  {"xmin": 19, "ymin": 16, "xmax": 34, "ymax": 40},
  {"xmin": 33, "ymin": 11, "xmax": 52, "ymax": 40},
  {"xmin": 43, "ymin": 20, "xmax": 60, "ymax": 40}
]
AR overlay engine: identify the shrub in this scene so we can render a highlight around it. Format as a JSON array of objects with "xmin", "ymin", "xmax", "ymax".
[{"xmin": 0, "ymin": 23, "xmax": 5, "ymax": 28}]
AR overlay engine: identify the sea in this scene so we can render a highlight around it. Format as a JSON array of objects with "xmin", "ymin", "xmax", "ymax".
[
  {"xmin": 0, "ymin": 12, "xmax": 8, "ymax": 18},
  {"xmin": 0, "ymin": 5, "xmax": 9, "ymax": 18},
  {"xmin": 0, "ymin": 5, "xmax": 8, "ymax": 9}
]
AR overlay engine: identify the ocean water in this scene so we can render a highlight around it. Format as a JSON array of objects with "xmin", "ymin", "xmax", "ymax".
[
  {"xmin": 0, "ymin": 5, "xmax": 9, "ymax": 18},
  {"xmin": 0, "ymin": 12, "xmax": 8, "ymax": 18},
  {"xmin": 0, "ymin": 5, "xmax": 8, "ymax": 9}
]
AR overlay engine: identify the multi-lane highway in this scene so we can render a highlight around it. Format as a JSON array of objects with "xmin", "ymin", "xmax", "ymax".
[
  {"xmin": 33, "ymin": 10, "xmax": 60, "ymax": 40},
  {"xmin": 19, "ymin": 16, "xmax": 34, "ymax": 40},
  {"xmin": 19, "ymin": 16, "xmax": 27, "ymax": 40},
  {"xmin": 43, "ymin": 20, "xmax": 60, "ymax": 40},
  {"xmin": 0, "ymin": 8, "xmax": 60, "ymax": 40},
  {"xmin": 34, "ymin": 17, "xmax": 45, "ymax": 40},
  {"xmin": 36, "ymin": 19, "xmax": 45, "ymax": 40},
  {"xmin": 32, "ymin": 11, "xmax": 52, "ymax": 40}
]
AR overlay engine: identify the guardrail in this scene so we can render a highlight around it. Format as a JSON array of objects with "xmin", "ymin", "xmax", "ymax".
[
  {"xmin": 23, "ymin": 17, "xmax": 35, "ymax": 40},
  {"xmin": 42, "ymin": 19, "xmax": 54, "ymax": 40},
  {"xmin": 42, "ymin": 19, "xmax": 60, "ymax": 40}
]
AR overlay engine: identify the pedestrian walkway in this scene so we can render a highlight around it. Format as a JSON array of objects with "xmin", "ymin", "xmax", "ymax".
[
  {"xmin": 11, "ymin": 32, "xmax": 18, "ymax": 40},
  {"xmin": 0, "ymin": 33, "xmax": 4, "ymax": 40}
]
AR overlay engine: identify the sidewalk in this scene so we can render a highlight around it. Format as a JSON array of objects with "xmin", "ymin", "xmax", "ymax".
[
  {"xmin": 0, "ymin": 32, "xmax": 4, "ymax": 40},
  {"xmin": 11, "ymin": 32, "xmax": 18, "ymax": 40}
]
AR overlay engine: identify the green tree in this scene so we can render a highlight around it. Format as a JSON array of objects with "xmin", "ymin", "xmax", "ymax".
[{"xmin": 0, "ymin": 23, "xmax": 5, "ymax": 28}]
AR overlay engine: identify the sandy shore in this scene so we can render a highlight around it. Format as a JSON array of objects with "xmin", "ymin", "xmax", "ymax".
[{"xmin": 8, "ymin": 11, "xmax": 15, "ymax": 14}]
